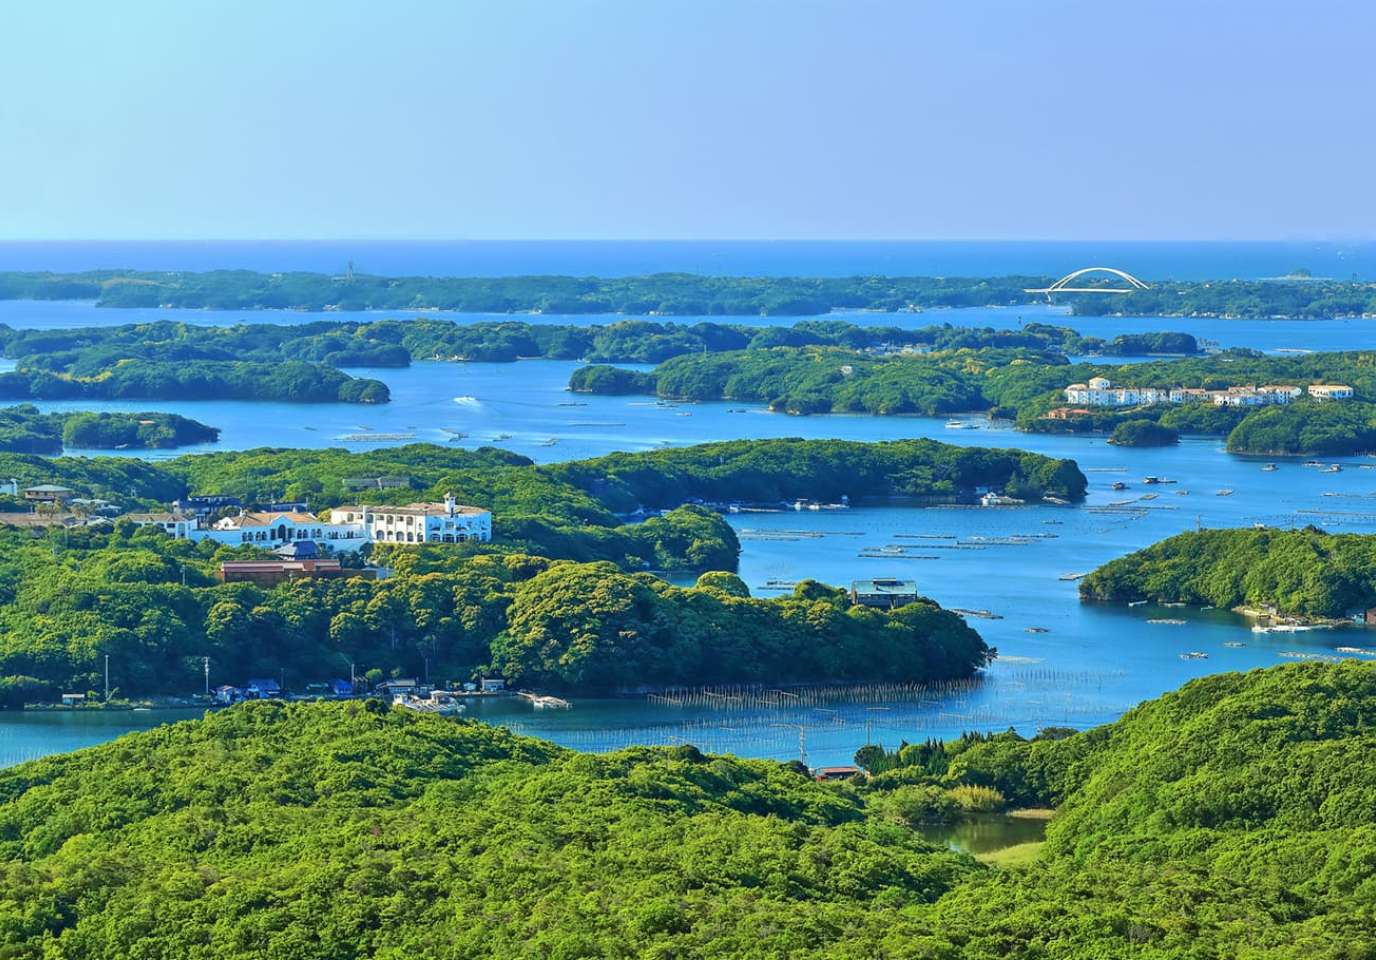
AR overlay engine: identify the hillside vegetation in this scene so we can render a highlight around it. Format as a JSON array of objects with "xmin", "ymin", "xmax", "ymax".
[
  {"xmin": 1, "ymin": 661, "xmax": 1375, "ymax": 956},
  {"xmin": 1079, "ymin": 526, "xmax": 1376, "ymax": 618}
]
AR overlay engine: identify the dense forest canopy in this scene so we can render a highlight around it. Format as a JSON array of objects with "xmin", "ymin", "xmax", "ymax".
[
  {"xmin": 3, "ymin": 267, "xmax": 1374, "ymax": 318},
  {"xmin": 0, "ymin": 521, "xmax": 986, "ymax": 696},
  {"xmin": 0, "ymin": 315, "xmax": 1198, "ymax": 375},
  {"xmin": 0, "ymin": 661, "xmax": 1373, "ymax": 956},
  {"xmin": 1079, "ymin": 526, "xmax": 1376, "ymax": 618}
]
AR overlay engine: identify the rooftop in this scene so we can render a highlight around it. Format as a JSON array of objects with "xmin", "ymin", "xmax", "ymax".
[
  {"xmin": 333, "ymin": 502, "xmax": 490, "ymax": 518},
  {"xmin": 852, "ymin": 578, "xmax": 919, "ymax": 595},
  {"xmin": 214, "ymin": 511, "xmax": 320, "ymax": 529}
]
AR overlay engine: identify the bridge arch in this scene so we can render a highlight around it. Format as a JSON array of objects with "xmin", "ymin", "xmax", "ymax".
[{"xmin": 1025, "ymin": 267, "xmax": 1150, "ymax": 296}]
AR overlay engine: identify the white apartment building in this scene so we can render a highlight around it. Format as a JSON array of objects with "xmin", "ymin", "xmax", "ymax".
[
  {"xmin": 330, "ymin": 494, "xmax": 493, "ymax": 544},
  {"xmin": 207, "ymin": 510, "xmax": 367, "ymax": 550},
  {"xmin": 1066, "ymin": 378, "xmax": 1322, "ymax": 409},
  {"xmin": 1308, "ymin": 384, "xmax": 1355, "ymax": 400},
  {"xmin": 1064, "ymin": 378, "xmax": 1169, "ymax": 407}
]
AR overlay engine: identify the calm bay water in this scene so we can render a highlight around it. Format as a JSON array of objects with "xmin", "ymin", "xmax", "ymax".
[{"xmin": 3, "ymin": 300, "xmax": 1376, "ymax": 768}]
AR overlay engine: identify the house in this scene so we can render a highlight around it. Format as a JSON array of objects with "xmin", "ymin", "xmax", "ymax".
[
  {"xmin": 24, "ymin": 484, "xmax": 74, "ymax": 503},
  {"xmin": 172, "ymin": 495, "xmax": 243, "ymax": 516},
  {"xmin": 1043, "ymin": 407, "xmax": 1092, "ymax": 420},
  {"xmin": 330, "ymin": 678, "xmax": 353, "ymax": 697},
  {"xmin": 217, "ymin": 557, "xmax": 369, "ymax": 586},
  {"xmin": 262, "ymin": 499, "xmax": 311, "ymax": 513},
  {"xmin": 480, "ymin": 677, "xmax": 506, "ymax": 692},
  {"xmin": 0, "ymin": 512, "xmax": 82, "ymax": 529},
  {"xmin": 330, "ymin": 494, "xmax": 493, "ymax": 545},
  {"xmin": 376, "ymin": 678, "xmax": 430, "ymax": 700},
  {"xmin": 245, "ymin": 678, "xmax": 282, "ymax": 698},
  {"xmin": 813, "ymin": 765, "xmax": 863, "ymax": 782},
  {"xmin": 1308, "ymin": 383, "xmax": 1354, "ymax": 400},
  {"xmin": 274, "ymin": 539, "xmax": 319, "ymax": 560},
  {"xmin": 850, "ymin": 578, "xmax": 920, "ymax": 609},
  {"xmin": 124, "ymin": 512, "xmax": 202, "ymax": 538},
  {"xmin": 60, "ymin": 693, "xmax": 86, "ymax": 706},
  {"xmin": 0, "ymin": 479, "xmax": 18, "ymax": 497},
  {"xmin": 214, "ymin": 685, "xmax": 244, "ymax": 705}
]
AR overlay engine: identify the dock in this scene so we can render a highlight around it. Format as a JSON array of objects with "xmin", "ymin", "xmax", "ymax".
[{"xmin": 516, "ymin": 691, "xmax": 572, "ymax": 710}]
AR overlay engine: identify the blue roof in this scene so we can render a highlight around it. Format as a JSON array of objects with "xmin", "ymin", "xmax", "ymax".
[{"xmin": 245, "ymin": 678, "xmax": 280, "ymax": 690}]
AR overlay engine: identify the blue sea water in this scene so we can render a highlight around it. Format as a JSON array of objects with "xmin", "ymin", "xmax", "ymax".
[{"xmin": 1, "ymin": 239, "xmax": 1375, "ymax": 280}]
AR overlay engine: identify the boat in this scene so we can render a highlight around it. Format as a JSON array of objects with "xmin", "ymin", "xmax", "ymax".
[
  {"xmin": 1111, "ymin": 481, "xmax": 1127, "ymax": 491},
  {"xmin": 1139, "ymin": 493, "xmax": 1158, "ymax": 501},
  {"xmin": 1223, "ymin": 641, "xmax": 1246, "ymax": 648},
  {"xmin": 950, "ymin": 608, "xmax": 1003, "ymax": 620},
  {"xmin": 1216, "ymin": 488, "xmax": 1234, "ymax": 496},
  {"xmin": 1304, "ymin": 460, "xmax": 1322, "ymax": 468},
  {"xmin": 1175, "ymin": 489, "xmax": 1190, "ymax": 496},
  {"xmin": 1042, "ymin": 496, "xmax": 1070, "ymax": 505},
  {"xmin": 1179, "ymin": 651, "xmax": 1209, "ymax": 660},
  {"xmin": 336, "ymin": 432, "xmax": 416, "ymax": 442},
  {"xmin": 1024, "ymin": 626, "xmax": 1049, "ymax": 634},
  {"xmin": 1128, "ymin": 599, "xmax": 1149, "ymax": 607},
  {"xmin": 1261, "ymin": 463, "xmax": 1277, "ymax": 472},
  {"xmin": 1148, "ymin": 618, "xmax": 1186, "ymax": 625},
  {"xmin": 539, "ymin": 437, "xmax": 559, "ymax": 446},
  {"xmin": 1058, "ymin": 572, "xmax": 1086, "ymax": 581},
  {"xmin": 1323, "ymin": 464, "xmax": 1343, "ymax": 473},
  {"xmin": 492, "ymin": 433, "xmax": 513, "ymax": 440}
]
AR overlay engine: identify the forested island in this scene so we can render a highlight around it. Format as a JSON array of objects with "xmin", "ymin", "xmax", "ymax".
[
  {"xmin": 0, "ymin": 359, "xmax": 388, "ymax": 405},
  {"xmin": 0, "ymin": 660, "xmax": 1373, "ymax": 957},
  {"xmin": 1079, "ymin": 526, "xmax": 1376, "ymax": 619},
  {"xmin": 0, "ymin": 405, "xmax": 218, "ymax": 454},
  {"xmin": 4, "ymin": 266, "xmax": 1376, "ymax": 319},
  {"xmin": 0, "ymin": 439, "xmax": 1082, "ymax": 694},
  {"xmin": 575, "ymin": 345, "xmax": 1376, "ymax": 454},
  {"xmin": 0, "ymin": 315, "xmax": 1197, "ymax": 373}
]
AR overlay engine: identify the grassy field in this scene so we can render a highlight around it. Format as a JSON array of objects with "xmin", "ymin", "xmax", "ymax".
[{"xmin": 974, "ymin": 841, "xmax": 1046, "ymax": 868}]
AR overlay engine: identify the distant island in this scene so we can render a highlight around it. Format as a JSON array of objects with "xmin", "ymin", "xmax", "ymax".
[
  {"xmin": 1079, "ymin": 527, "xmax": 1376, "ymax": 620},
  {"xmin": 571, "ymin": 345, "xmax": 1376, "ymax": 455},
  {"xmin": 0, "ymin": 405, "xmax": 219, "ymax": 454},
  {"xmin": 3, "ymin": 267, "xmax": 1375, "ymax": 319}
]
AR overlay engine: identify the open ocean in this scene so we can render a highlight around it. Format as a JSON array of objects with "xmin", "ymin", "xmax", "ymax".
[{"xmin": 1, "ymin": 239, "xmax": 1374, "ymax": 280}]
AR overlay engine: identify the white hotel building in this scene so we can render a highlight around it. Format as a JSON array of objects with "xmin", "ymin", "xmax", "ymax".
[
  {"xmin": 1064, "ymin": 377, "xmax": 1336, "ymax": 410},
  {"xmin": 125, "ymin": 495, "xmax": 490, "ymax": 552},
  {"xmin": 330, "ymin": 495, "xmax": 493, "ymax": 544}
]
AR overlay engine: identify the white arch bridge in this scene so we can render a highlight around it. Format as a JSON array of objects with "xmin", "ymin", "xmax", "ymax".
[{"xmin": 1024, "ymin": 267, "xmax": 1150, "ymax": 297}]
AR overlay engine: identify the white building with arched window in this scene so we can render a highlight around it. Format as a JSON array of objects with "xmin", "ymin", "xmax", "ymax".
[
  {"xmin": 330, "ymin": 494, "xmax": 492, "ymax": 545},
  {"xmin": 205, "ymin": 510, "xmax": 369, "ymax": 551}
]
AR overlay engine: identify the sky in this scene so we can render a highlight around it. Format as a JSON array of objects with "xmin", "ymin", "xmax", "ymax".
[{"xmin": 1, "ymin": 0, "xmax": 1373, "ymax": 241}]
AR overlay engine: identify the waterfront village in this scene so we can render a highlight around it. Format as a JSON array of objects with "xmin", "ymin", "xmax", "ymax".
[{"xmin": 1054, "ymin": 376, "xmax": 1353, "ymax": 413}]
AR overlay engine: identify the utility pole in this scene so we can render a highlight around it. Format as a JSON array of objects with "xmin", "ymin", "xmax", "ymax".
[
  {"xmin": 203, "ymin": 657, "xmax": 210, "ymax": 696},
  {"xmin": 104, "ymin": 654, "xmax": 109, "ymax": 701}
]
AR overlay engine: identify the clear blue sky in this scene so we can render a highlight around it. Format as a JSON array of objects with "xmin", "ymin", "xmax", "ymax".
[{"xmin": 2, "ymin": 0, "xmax": 1371, "ymax": 241}]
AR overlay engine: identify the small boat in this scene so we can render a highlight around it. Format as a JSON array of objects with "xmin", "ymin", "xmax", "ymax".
[
  {"xmin": 950, "ymin": 608, "xmax": 1003, "ymax": 620},
  {"xmin": 1304, "ymin": 460, "xmax": 1322, "ymax": 468},
  {"xmin": 492, "ymin": 433, "xmax": 514, "ymax": 441},
  {"xmin": 1261, "ymin": 463, "xmax": 1277, "ymax": 472},
  {"xmin": 1148, "ymin": 618, "xmax": 1186, "ymax": 625},
  {"xmin": 1111, "ymin": 481, "xmax": 1127, "ymax": 491},
  {"xmin": 1140, "ymin": 493, "xmax": 1158, "ymax": 501},
  {"xmin": 1175, "ymin": 489, "xmax": 1190, "ymax": 496},
  {"xmin": 1222, "ymin": 641, "xmax": 1246, "ymax": 648},
  {"xmin": 1058, "ymin": 572, "xmax": 1086, "ymax": 582},
  {"xmin": 1179, "ymin": 651, "xmax": 1209, "ymax": 660},
  {"xmin": 1216, "ymin": 488, "xmax": 1234, "ymax": 496},
  {"xmin": 1024, "ymin": 626, "xmax": 1050, "ymax": 634},
  {"xmin": 1323, "ymin": 464, "xmax": 1343, "ymax": 473},
  {"xmin": 539, "ymin": 437, "xmax": 559, "ymax": 446},
  {"xmin": 1128, "ymin": 599, "xmax": 1149, "ymax": 607}
]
